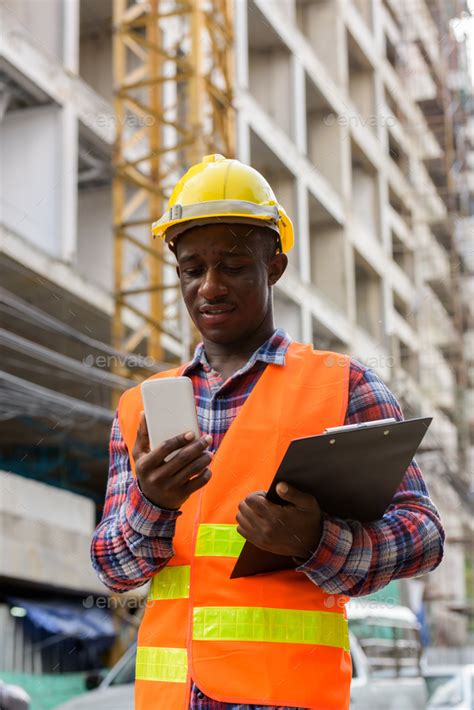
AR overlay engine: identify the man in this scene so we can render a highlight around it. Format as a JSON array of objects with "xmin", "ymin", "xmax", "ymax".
[{"xmin": 91, "ymin": 154, "xmax": 444, "ymax": 709}]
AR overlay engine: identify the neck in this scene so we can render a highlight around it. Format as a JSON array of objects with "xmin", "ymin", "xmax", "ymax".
[{"xmin": 201, "ymin": 316, "xmax": 276, "ymax": 376}]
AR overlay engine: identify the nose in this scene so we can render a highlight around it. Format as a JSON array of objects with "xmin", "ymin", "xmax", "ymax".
[{"xmin": 198, "ymin": 266, "xmax": 228, "ymax": 300}]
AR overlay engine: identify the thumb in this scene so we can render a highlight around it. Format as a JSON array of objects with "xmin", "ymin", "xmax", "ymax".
[
  {"xmin": 276, "ymin": 482, "xmax": 318, "ymax": 511},
  {"xmin": 134, "ymin": 411, "xmax": 150, "ymax": 456}
]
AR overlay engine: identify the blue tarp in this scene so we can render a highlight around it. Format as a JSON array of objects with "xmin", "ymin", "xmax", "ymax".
[{"xmin": 8, "ymin": 597, "xmax": 116, "ymax": 641}]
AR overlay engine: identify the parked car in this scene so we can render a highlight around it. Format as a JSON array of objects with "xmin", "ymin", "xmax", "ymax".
[
  {"xmin": 427, "ymin": 665, "xmax": 474, "ymax": 710},
  {"xmin": 56, "ymin": 602, "xmax": 428, "ymax": 710},
  {"xmin": 54, "ymin": 644, "xmax": 135, "ymax": 710},
  {"xmin": 348, "ymin": 599, "xmax": 428, "ymax": 709},
  {"xmin": 423, "ymin": 665, "xmax": 462, "ymax": 700}
]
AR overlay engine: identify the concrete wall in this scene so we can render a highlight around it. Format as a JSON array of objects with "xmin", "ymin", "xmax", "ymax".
[
  {"xmin": 249, "ymin": 48, "xmax": 292, "ymax": 139},
  {"xmin": 77, "ymin": 186, "xmax": 113, "ymax": 291},
  {"xmin": 0, "ymin": 105, "xmax": 63, "ymax": 257},
  {"xmin": 274, "ymin": 292, "xmax": 302, "ymax": 340},
  {"xmin": 5, "ymin": 0, "xmax": 63, "ymax": 61},
  {"xmin": 310, "ymin": 224, "xmax": 347, "ymax": 311},
  {"xmin": 79, "ymin": 32, "xmax": 114, "ymax": 104},
  {"xmin": 307, "ymin": 113, "xmax": 344, "ymax": 195},
  {"xmin": 352, "ymin": 165, "xmax": 380, "ymax": 240},
  {"xmin": 0, "ymin": 471, "xmax": 105, "ymax": 593},
  {"xmin": 296, "ymin": 0, "xmax": 344, "ymax": 85}
]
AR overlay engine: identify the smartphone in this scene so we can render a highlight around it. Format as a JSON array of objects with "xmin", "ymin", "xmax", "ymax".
[{"xmin": 141, "ymin": 377, "xmax": 200, "ymax": 460}]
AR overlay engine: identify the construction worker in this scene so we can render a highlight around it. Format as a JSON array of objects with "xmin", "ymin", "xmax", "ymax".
[{"xmin": 91, "ymin": 155, "xmax": 444, "ymax": 709}]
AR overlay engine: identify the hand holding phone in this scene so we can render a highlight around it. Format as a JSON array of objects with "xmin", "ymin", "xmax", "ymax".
[{"xmin": 134, "ymin": 378, "xmax": 213, "ymax": 510}]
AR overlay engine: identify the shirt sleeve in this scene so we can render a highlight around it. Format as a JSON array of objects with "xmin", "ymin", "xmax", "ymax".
[
  {"xmin": 296, "ymin": 360, "xmax": 445, "ymax": 596},
  {"xmin": 90, "ymin": 412, "xmax": 180, "ymax": 592}
]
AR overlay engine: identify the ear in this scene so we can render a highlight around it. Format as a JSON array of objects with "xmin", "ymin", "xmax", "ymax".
[{"xmin": 268, "ymin": 253, "xmax": 288, "ymax": 286}]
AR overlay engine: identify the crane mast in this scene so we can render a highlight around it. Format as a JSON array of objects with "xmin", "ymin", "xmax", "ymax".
[{"xmin": 112, "ymin": 0, "xmax": 234, "ymax": 384}]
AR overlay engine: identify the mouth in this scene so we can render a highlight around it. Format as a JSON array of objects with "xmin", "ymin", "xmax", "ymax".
[{"xmin": 198, "ymin": 305, "xmax": 236, "ymax": 324}]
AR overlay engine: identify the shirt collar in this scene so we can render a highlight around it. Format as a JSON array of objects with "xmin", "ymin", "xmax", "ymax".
[{"xmin": 181, "ymin": 327, "xmax": 293, "ymax": 376}]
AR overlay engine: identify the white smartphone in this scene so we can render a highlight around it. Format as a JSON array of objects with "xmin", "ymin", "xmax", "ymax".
[{"xmin": 141, "ymin": 377, "xmax": 200, "ymax": 460}]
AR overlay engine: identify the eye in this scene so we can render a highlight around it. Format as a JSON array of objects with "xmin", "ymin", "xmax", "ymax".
[
  {"xmin": 223, "ymin": 265, "xmax": 244, "ymax": 273},
  {"xmin": 183, "ymin": 267, "xmax": 204, "ymax": 277}
]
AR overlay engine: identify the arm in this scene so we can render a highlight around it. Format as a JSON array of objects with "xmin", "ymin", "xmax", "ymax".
[
  {"xmin": 297, "ymin": 361, "xmax": 445, "ymax": 596},
  {"xmin": 90, "ymin": 412, "xmax": 180, "ymax": 592}
]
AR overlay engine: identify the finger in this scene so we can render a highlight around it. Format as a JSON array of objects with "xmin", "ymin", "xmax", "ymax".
[
  {"xmin": 242, "ymin": 490, "xmax": 269, "ymax": 510},
  {"xmin": 236, "ymin": 505, "xmax": 263, "ymax": 530},
  {"xmin": 174, "ymin": 451, "xmax": 213, "ymax": 484},
  {"xmin": 136, "ymin": 431, "xmax": 196, "ymax": 476},
  {"xmin": 276, "ymin": 482, "xmax": 319, "ymax": 511},
  {"xmin": 183, "ymin": 467, "xmax": 212, "ymax": 496},
  {"xmin": 236, "ymin": 519, "xmax": 269, "ymax": 550},
  {"xmin": 164, "ymin": 436, "xmax": 213, "ymax": 476},
  {"xmin": 235, "ymin": 516, "xmax": 255, "ymax": 541},
  {"xmin": 236, "ymin": 524, "xmax": 251, "ymax": 541},
  {"xmin": 132, "ymin": 411, "xmax": 150, "ymax": 459},
  {"xmin": 147, "ymin": 432, "xmax": 208, "ymax": 469},
  {"xmin": 236, "ymin": 507, "xmax": 251, "ymax": 529},
  {"xmin": 238, "ymin": 497, "xmax": 268, "ymax": 522}
]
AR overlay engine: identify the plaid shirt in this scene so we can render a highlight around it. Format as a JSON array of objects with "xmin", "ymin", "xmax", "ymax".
[{"xmin": 91, "ymin": 328, "xmax": 444, "ymax": 710}]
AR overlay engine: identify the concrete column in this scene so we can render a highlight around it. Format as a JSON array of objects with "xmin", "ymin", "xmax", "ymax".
[
  {"xmin": 301, "ymin": 304, "xmax": 313, "ymax": 344},
  {"xmin": 296, "ymin": 180, "xmax": 310, "ymax": 283},
  {"xmin": 372, "ymin": 0, "xmax": 391, "ymax": 346},
  {"xmin": 60, "ymin": 104, "xmax": 78, "ymax": 263},
  {"xmin": 292, "ymin": 55, "xmax": 306, "ymax": 154},
  {"xmin": 233, "ymin": 0, "xmax": 253, "ymax": 164},
  {"xmin": 62, "ymin": 0, "xmax": 80, "ymax": 73},
  {"xmin": 234, "ymin": 0, "xmax": 249, "ymax": 89},
  {"xmin": 236, "ymin": 114, "xmax": 251, "ymax": 164}
]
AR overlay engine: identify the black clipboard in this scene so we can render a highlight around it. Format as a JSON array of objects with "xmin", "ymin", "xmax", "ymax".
[{"xmin": 230, "ymin": 416, "xmax": 432, "ymax": 579}]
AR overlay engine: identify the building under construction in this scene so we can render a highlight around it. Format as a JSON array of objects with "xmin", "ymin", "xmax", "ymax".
[{"xmin": 0, "ymin": 0, "xmax": 473, "ymax": 677}]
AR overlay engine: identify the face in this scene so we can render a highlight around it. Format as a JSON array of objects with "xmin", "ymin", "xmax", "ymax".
[{"xmin": 174, "ymin": 223, "xmax": 287, "ymax": 345}]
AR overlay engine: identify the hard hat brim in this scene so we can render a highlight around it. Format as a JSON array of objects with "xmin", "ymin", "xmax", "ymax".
[
  {"xmin": 153, "ymin": 200, "xmax": 293, "ymax": 253},
  {"xmin": 163, "ymin": 215, "xmax": 281, "ymax": 245},
  {"xmin": 153, "ymin": 200, "xmax": 279, "ymax": 236}
]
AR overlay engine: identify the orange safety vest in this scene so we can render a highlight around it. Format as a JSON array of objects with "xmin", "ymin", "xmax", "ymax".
[{"xmin": 118, "ymin": 341, "xmax": 352, "ymax": 709}]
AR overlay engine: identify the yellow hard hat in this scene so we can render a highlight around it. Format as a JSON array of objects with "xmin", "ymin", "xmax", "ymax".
[{"xmin": 152, "ymin": 154, "xmax": 294, "ymax": 253}]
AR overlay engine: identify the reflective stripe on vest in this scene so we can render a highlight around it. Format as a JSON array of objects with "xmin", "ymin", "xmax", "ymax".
[
  {"xmin": 195, "ymin": 523, "xmax": 245, "ymax": 557},
  {"xmin": 136, "ymin": 646, "xmax": 187, "ymax": 683},
  {"xmin": 193, "ymin": 606, "xmax": 350, "ymax": 652},
  {"xmin": 137, "ymin": 610, "xmax": 349, "ymax": 676},
  {"xmin": 147, "ymin": 523, "xmax": 244, "ymax": 602},
  {"xmin": 149, "ymin": 565, "xmax": 190, "ymax": 600},
  {"xmin": 146, "ymin": 557, "xmax": 350, "ymax": 652}
]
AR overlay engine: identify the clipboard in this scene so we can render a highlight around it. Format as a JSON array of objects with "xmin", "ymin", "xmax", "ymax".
[{"xmin": 230, "ymin": 416, "xmax": 432, "ymax": 579}]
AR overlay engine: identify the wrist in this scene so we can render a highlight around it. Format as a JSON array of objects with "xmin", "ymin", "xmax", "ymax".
[
  {"xmin": 126, "ymin": 478, "xmax": 180, "ymax": 537},
  {"xmin": 136, "ymin": 477, "xmax": 180, "ymax": 511},
  {"xmin": 294, "ymin": 517, "xmax": 323, "ymax": 560}
]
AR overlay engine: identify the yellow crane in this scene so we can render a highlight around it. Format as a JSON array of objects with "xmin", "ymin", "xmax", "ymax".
[{"xmin": 112, "ymin": 0, "xmax": 234, "ymax": 384}]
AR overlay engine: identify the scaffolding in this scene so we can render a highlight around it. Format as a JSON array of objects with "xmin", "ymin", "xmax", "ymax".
[
  {"xmin": 112, "ymin": 0, "xmax": 234, "ymax": 383},
  {"xmin": 417, "ymin": 0, "xmax": 471, "ymax": 473}
]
